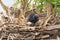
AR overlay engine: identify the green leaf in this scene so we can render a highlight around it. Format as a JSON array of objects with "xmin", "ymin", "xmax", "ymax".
[
  {"xmin": 55, "ymin": 6, "xmax": 60, "ymax": 13},
  {"xmin": 28, "ymin": 4, "xmax": 33, "ymax": 9},
  {"xmin": 13, "ymin": 0, "xmax": 21, "ymax": 6}
]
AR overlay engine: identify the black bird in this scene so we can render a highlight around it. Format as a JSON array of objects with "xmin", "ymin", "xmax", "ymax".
[{"xmin": 28, "ymin": 13, "xmax": 39, "ymax": 25}]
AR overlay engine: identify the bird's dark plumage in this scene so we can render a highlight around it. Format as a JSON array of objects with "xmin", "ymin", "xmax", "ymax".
[{"xmin": 28, "ymin": 13, "xmax": 39, "ymax": 24}]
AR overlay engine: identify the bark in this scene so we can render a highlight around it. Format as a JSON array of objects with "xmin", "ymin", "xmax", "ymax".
[{"xmin": 0, "ymin": 0, "xmax": 9, "ymax": 15}]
